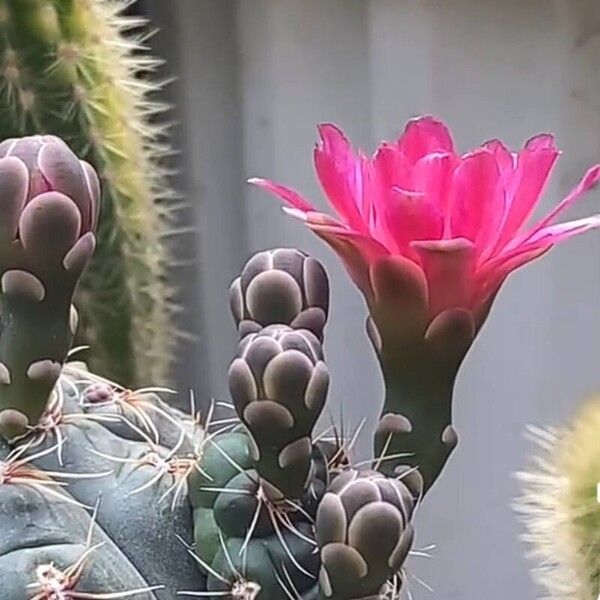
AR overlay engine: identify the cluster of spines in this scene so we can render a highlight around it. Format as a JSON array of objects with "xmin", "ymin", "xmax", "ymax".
[
  {"xmin": 0, "ymin": 0, "xmax": 176, "ymax": 386},
  {"xmin": 516, "ymin": 396, "xmax": 600, "ymax": 600}
]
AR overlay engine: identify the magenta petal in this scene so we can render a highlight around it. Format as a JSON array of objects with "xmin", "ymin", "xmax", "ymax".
[
  {"xmin": 520, "ymin": 214, "xmax": 600, "ymax": 247},
  {"xmin": 449, "ymin": 149, "xmax": 501, "ymax": 247},
  {"xmin": 523, "ymin": 163, "xmax": 600, "ymax": 236},
  {"xmin": 413, "ymin": 152, "xmax": 455, "ymax": 217},
  {"xmin": 473, "ymin": 245, "xmax": 550, "ymax": 308},
  {"xmin": 397, "ymin": 116, "xmax": 455, "ymax": 164},
  {"xmin": 495, "ymin": 134, "xmax": 559, "ymax": 248},
  {"xmin": 373, "ymin": 144, "xmax": 413, "ymax": 191},
  {"xmin": 248, "ymin": 178, "xmax": 316, "ymax": 213},
  {"xmin": 383, "ymin": 187, "xmax": 443, "ymax": 256},
  {"xmin": 411, "ymin": 238, "xmax": 475, "ymax": 318},
  {"xmin": 483, "ymin": 139, "xmax": 515, "ymax": 176},
  {"xmin": 314, "ymin": 124, "xmax": 369, "ymax": 232}
]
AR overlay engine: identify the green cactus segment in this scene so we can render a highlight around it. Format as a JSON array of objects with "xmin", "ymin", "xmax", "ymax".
[
  {"xmin": 0, "ymin": 439, "xmax": 161, "ymax": 599},
  {"xmin": 0, "ymin": 136, "xmax": 98, "ymax": 440},
  {"xmin": 191, "ymin": 430, "xmax": 322, "ymax": 600},
  {"xmin": 0, "ymin": 0, "xmax": 173, "ymax": 386},
  {"xmin": 366, "ymin": 256, "xmax": 476, "ymax": 494},
  {"xmin": 517, "ymin": 397, "xmax": 600, "ymax": 600},
  {"xmin": 20, "ymin": 367, "xmax": 207, "ymax": 599},
  {"xmin": 315, "ymin": 470, "xmax": 415, "ymax": 600}
]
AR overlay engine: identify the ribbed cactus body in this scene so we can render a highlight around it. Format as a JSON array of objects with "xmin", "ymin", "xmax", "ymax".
[
  {"xmin": 191, "ymin": 429, "xmax": 326, "ymax": 599},
  {"xmin": 0, "ymin": 438, "xmax": 163, "ymax": 599},
  {"xmin": 0, "ymin": 0, "xmax": 173, "ymax": 386},
  {"xmin": 20, "ymin": 366, "xmax": 206, "ymax": 599}
]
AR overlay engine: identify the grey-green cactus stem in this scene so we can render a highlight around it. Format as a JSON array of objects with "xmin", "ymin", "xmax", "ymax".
[
  {"xmin": 0, "ymin": 445, "xmax": 162, "ymax": 600},
  {"xmin": 370, "ymin": 319, "xmax": 459, "ymax": 495},
  {"xmin": 0, "ymin": 136, "xmax": 98, "ymax": 440},
  {"xmin": 366, "ymin": 257, "xmax": 476, "ymax": 495}
]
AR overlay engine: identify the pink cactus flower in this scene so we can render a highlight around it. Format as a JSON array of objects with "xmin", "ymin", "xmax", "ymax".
[{"xmin": 250, "ymin": 116, "xmax": 600, "ymax": 323}]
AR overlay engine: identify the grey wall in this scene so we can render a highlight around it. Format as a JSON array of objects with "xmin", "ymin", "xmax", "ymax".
[{"xmin": 147, "ymin": 1, "xmax": 600, "ymax": 598}]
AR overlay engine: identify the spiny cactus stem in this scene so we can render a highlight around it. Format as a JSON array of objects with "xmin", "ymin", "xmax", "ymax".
[{"xmin": 0, "ymin": 440, "xmax": 103, "ymax": 508}]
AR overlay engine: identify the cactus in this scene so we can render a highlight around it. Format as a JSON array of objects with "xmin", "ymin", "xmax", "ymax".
[
  {"xmin": 0, "ymin": 0, "xmax": 174, "ymax": 387},
  {"xmin": 516, "ymin": 396, "xmax": 600, "ymax": 599},
  {"xmin": 3, "ymin": 130, "xmax": 597, "ymax": 600},
  {"xmin": 188, "ymin": 248, "xmax": 420, "ymax": 599},
  {"xmin": 0, "ymin": 171, "xmax": 421, "ymax": 600}
]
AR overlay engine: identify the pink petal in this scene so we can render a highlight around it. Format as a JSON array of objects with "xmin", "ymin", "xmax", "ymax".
[
  {"xmin": 519, "ymin": 214, "xmax": 600, "ymax": 247},
  {"xmin": 494, "ymin": 134, "xmax": 559, "ymax": 248},
  {"xmin": 411, "ymin": 238, "xmax": 475, "ymax": 318},
  {"xmin": 413, "ymin": 152, "xmax": 455, "ymax": 218},
  {"xmin": 396, "ymin": 116, "xmax": 455, "ymax": 164},
  {"xmin": 448, "ymin": 149, "xmax": 501, "ymax": 247},
  {"xmin": 483, "ymin": 139, "xmax": 516, "ymax": 176},
  {"xmin": 282, "ymin": 205, "xmax": 344, "ymax": 228},
  {"xmin": 373, "ymin": 143, "xmax": 413, "ymax": 191},
  {"xmin": 520, "ymin": 163, "xmax": 600, "ymax": 240},
  {"xmin": 383, "ymin": 187, "xmax": 444, "ymax": 256},
  {"xmin": 248, "ymin": 178, "xmax": 316, "ymax": 213},
  {"xmin": 314, "ymin": 124, "xmax": 369, "ymax": 232}
]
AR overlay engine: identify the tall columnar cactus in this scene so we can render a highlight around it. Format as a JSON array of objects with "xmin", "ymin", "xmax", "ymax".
[
  {"xmin": 517, "ymin": 396, "xmax": 600, "ymax": 600},
  {"xmin": 0, "ymin": 0, "xmax": 174, "ymax": 386}
]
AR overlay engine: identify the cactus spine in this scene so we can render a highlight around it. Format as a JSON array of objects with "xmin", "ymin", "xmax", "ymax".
[
  {"xmin": 517, "ymin": 397, "xmax": 600, "ymax": 599},
  {"xmin": 0, "ymin": 0, "xmax": 174, "ymax": 386}
]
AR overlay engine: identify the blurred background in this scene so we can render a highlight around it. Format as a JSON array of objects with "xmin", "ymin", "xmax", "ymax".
[{"xmin": 135, "ymin": 2, "xmax": 600, "ymax": 598}]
